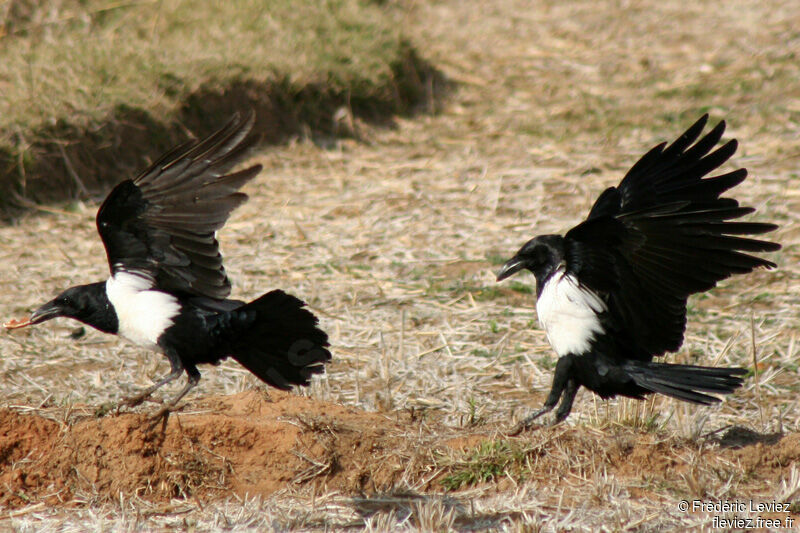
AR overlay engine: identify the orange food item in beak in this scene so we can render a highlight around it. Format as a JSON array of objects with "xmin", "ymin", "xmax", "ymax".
[{"xmin": 4, "ymin": 317, "xmax": 32, "ymax": 329}]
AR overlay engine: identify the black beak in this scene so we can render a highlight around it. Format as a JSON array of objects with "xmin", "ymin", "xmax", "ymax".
[
  {"xmin": 496, "ymin": 256, "xmax": 525, "ymax": 282},
  {"xmin": 29, "ymin": 300, "xmax": 64, "ymax": 325}
]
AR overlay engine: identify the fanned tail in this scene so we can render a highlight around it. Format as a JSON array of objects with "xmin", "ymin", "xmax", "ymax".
[
  {"xmin": 625, "ymin": 360, "xmax": 746, "ymax": 404},
  {"xmin": 227, "ymin": 290, "xmax": 331, "ymax": 389}
]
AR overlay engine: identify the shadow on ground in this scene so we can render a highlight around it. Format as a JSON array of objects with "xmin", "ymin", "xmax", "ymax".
[{"xmin": 706, "ymin": 425, "xmax": 784, "ymax": 448}]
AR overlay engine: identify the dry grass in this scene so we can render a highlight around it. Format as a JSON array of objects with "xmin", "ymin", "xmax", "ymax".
[
  {"xmin": 0, "ymin": 0, "xmax": 402, "ymax": 130},
  {"xmin": 0, "ymin": 0, "xmax": 439, "ymax": 209},
  {"xmin": 1, "ymin": 0, "xmax": 800, "ymax": 530}
]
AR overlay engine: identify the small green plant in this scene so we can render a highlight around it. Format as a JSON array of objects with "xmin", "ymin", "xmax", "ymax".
[
  {"xmin": 485, "ymin": 253, "xmax": 508, "ymax": 266},
  {"xmin": 537, "ymin": 355, "xmax": 555, "ymax": 370},
  {"xmin": 463, "ymin": 396, "xmax": 483, "ymax": 427},
  {"xmin": 507, "ymin": 281, "xmax": 533, "ymax": 294},
  {"xmin": 474, "ymin": 286, "xmax": 504, "ymax": 301},
  {"xmin": 441, "ymin": 440, "xmax": 532, "ymax": 491}
]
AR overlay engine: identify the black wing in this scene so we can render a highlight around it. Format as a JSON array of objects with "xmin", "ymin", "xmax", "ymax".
[
  {"xmin": 96, "ymin": 112, "xmax": 262, "ymax": 299},
  {"xmin": 564, "ymin": 115, "xmax": 780, "ymax": 358}
]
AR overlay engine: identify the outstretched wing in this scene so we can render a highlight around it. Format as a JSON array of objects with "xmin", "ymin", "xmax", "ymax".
[
  {"xmin": 96, "ymin": 112, "xmax": 262, "ymax": 299},
  {"xmin": 564, "ymin": 115, "xmax": 780, "ymax": 358}
]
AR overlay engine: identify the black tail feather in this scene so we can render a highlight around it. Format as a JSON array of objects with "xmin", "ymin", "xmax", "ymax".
[
  {"xmin": 626, "ymin": 361, "xmax": 746, "ymax": 405},
  {"xmin": 227, "ymin": 290, "xmax": 331, "ymax": 390}
]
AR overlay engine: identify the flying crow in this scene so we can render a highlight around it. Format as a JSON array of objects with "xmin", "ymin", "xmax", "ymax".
[
  {"xmin": 6, "ymin": 113, "xmax": 331, "ymax": 416},
  {"xmin": 496, "ymin": 115, "xmax": 779, "ymax": 429}
]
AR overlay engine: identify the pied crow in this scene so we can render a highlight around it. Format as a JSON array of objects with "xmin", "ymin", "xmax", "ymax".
[
  {"xmin": 6, "ymin": 112, "xmax": 331, "ymax": 416},
  {"xmin": 496, "ymin": 115, "xmax": 780, "ymax": 429}
]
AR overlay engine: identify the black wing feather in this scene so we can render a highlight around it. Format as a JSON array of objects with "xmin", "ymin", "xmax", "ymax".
[
  {"xmin": 566, "ymin": 115, "xmax": 779, "ymax": 358},
  {"xmin": 96, "ymin": 112, "xmax": 262, "ymax": 299}
]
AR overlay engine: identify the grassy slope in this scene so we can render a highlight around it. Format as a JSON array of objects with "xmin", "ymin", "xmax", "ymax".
[
  {"xmin": 0, "ymin": 0, "xmax": 438, "ymax": 207},
  {"xmin": 1, "ymin": 0, "xmax": 403, "ymax": 125}
]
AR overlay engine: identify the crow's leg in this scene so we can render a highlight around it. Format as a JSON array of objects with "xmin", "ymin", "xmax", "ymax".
[
  {"xmin": 149, "ymin": 367, "xmax": 201, "ymax": 421},
  {"xmin": 552, "ymin": 378, "xmax": 579, "ymax": 424},
  {"xmin": 117, "ymin": 351, "xmax": 183, "ymax": 410},
  {"xmin": 510, "ymin": 354, "xmax": 575, "ymax": 434}
]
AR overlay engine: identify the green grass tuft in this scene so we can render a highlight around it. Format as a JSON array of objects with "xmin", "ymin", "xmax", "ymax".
[
  {"xmin": 507, "ymin": 281, "xmax": 533, "ymax": 294},
  {"xmin": 441, "ymin": 440, "xmax": 534, "ymax": 491}
]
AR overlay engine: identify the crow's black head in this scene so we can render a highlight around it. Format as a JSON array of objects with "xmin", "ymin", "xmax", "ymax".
[
  {"xmin": 24, "ymin": 282, "xmax": 118, "ymax": 333},
  {"xmin": 496, "ymin": 234, "xmax": 565, "ymax": 284}
]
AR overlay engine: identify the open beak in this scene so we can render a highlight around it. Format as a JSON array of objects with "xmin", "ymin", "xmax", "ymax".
[
  {"xmin": 496, "ymin": 256, "xmax": 525, "ymax": 282},
  {"xmin": 4, "ymin": 300, "xmax": 62, "ymax": 330}
]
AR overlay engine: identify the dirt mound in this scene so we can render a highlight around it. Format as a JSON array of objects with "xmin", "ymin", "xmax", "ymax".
[
  {"xmin": 2, "ymin": 392, "xmax": 799, "ymax": 512},
  {"xmin": 0, "ymin": 390, "xmax": 429, "ymax": 508}
]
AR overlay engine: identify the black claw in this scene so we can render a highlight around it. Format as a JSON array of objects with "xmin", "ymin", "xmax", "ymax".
[
  {"xmin": 115, "ymin": 391, "xmax": 162, "ymax": 414},
  {"xmin": 508, "ymin": 420, "xmax": 538, "ymax": 436},
  {"xmin": 145, "ymin": 409, "xmax": 171, "ymax": 432},
  {"xmin": 508, "ymin": 406, "xmax": 553, "ymax": 435},
  {"xmin": 148, "ymin": 404, "xmax": 174, "ymax": 421}
]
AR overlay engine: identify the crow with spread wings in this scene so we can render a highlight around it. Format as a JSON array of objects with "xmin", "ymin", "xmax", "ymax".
[
  {"xmin": 6, "ymin": 113, "xmax": 331, "ymax": 417},
  {"xmin": 496, "ymin": 115, "xmax": 779, "ymax": 430}
]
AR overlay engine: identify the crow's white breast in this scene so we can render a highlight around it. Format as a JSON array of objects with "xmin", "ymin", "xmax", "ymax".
[
  {"xmin": 105, "ymin": 272, "xmax": 181, "ymax": 351},
  {"xmin": 536, "ymin": 268, "xmax": 607, "ymax": 357}
]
